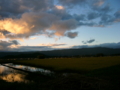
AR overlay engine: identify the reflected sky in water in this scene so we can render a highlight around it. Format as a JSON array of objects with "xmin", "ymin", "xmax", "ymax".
[
  {"xmin": 5, "ymin": 63, "xmax": 53, "ymax": 75},
  {"xmin": 0, "ymin": 63, "xmax": 54, "ymax": 83},
  {"xmin": 0, "ymin": 65, "xmax": 29, "ymax": 83}
]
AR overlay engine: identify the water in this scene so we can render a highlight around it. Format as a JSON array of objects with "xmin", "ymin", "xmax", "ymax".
[
  {"xmin": 4, "ymin": 63, "xmax": 54, "ymax": 75},
  {"xmin": 0, "ymin": 64, "xmax": 29, "ymax": 83},
  {"xmin": 0, "ymin": 63, "xmax": 54, "ymax": 83}
]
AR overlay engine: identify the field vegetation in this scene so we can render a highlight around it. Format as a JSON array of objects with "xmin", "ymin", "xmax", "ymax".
[
  {"xmin": 10, "ymin": 56, "xmax": 120, "ymax": 73},
  {"xmin": 0, "ymin": 56, "xmax": 120, "ymax": 90}
]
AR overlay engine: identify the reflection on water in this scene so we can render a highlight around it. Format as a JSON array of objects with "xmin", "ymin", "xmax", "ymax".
[
  {"xmin": 0, "ymin": 63, "xmax": 54, "ymax": 83},
  {"xmin": 0, "ymin": 65, "xmax": 29, "ymax": 83},
  {"xmin": 4, "ymin": 63, "xmax": 53, "ymax": 75}
]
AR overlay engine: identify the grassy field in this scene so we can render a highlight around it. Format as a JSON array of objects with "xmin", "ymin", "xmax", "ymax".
[
  {"xmin": 9, "ymin": 56, "xmax": 120, "ymax": 72},
  {"xmin": 0, "ymin": 56, "xmax": 120, "ymax": 90}
]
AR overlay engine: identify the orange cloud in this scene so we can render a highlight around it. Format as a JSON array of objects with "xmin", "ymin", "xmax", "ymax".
[
  {"xmin": 0, "ymin": 18, "xmax": 30, "ymax": 34},
  {"xmin": 55, "ymin": 5, "xmax": 64, "ymax": 10},
  {"xmin": 0, "ymin": 12, "xmax": 78, "ymax": 40}
]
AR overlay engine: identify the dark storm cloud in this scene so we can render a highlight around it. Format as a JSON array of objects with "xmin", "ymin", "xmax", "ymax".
[
  {"xmin": 82, "ymin": 39, "xmax": 95, "ymax": 44},
  {"xmin": 72, "ymin": 42, "xmax": 120, "ymax": 49}
]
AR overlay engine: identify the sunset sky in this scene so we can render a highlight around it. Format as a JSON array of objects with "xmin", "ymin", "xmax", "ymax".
[{"xmin": 0, "ymin": 0, "xmax": 120, "ymax": 51}]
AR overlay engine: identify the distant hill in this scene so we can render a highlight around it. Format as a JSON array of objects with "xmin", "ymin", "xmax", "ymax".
[
  {"xmin": 0, "ymin": 47, "xmax": 120, "ymax": 58},
  {"xmin": 40, "ymin": 47, "xmax": 120, "ymax": 56}
]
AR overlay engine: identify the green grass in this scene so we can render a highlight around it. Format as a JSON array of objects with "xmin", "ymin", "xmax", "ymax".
[{"xmin": 11, "ymin": 56, "xmax": 120, "ymax": 73}]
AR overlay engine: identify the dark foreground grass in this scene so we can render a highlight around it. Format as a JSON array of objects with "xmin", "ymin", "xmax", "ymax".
[
  {"xmin": 0, "ymin": 56, "xmax": 120, "ymax": 90},
  {"xmin": 0, "ymin": 73, "xmax": 112, "ymax": 90}
]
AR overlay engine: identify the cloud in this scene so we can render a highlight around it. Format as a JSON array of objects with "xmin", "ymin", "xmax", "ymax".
[
  {"xmin": 87, "ymin": 12, "xmax": 100, "ymax": 20},
  {"xmin": 72, "ymin": 42, "xmax": 120, "ymax": 49},
  {"xmin": 50, "ymin": 19, "xmax": 78, "ymax": 36},
  {"xmin": 11, "ymin": 40, "xmax": 19, "ymax": 45},
  {"xmin": 30, "ymin": 37, "xmax": 37, "ymax": 40},
  {"xmin": 114, "ymin": 10, "xmax": 120, "ymax": 18},
  {"xmin": 66, "ymin": 32, "xmax": 78, "ymax": 38},
  {"xmin": 0, "ymin": 40, "xmax": 66, "ymax": 51},
  {"xmin": 0, "ymin": 12, "xmax": 79, "ymax": 39},
  {"xmin": 99, "ymin": 14, "xmax": 117, "ymax": 25},
  {"xmin": 82, "ymin": 39, "xmax": 95, "ymax": 44},
  {"xmin": 1, "ymin": 41, "xmax": 120, "ymax": 51},
  {"xmin": 0, "ymin": 0, "xmax": 53, "ymax": 18},
  {"xmin": 58, "ymin": 0, "xmax": 87, "ymax": 7},
  {"xmin": 72, "ymin": 14, "xmax": 86, "ymax": 21},
  {"xmin": 93, "ymin": 0, "xmax": 105, "ymax": 7},
  {"xmin": 100, "ymin": 4, "xmax": 111, "ymax": 13},
  {"xmin": 90, "ymin": 0, "xmax": 111, "ymax": 13},
  {"xmin": 39, "ymin": 43, "xmax": 66, "ymax": 47},
  {"xmin": 0, "ymin": 40, "xmax": 19, "ymax": 51},
  {"xmin": 0, "ymin": 0, "xmax": 120, "ymax": 41},
  {"xmin": 55, "ymin": 5, "xmax": 64, "ymax": 10}
]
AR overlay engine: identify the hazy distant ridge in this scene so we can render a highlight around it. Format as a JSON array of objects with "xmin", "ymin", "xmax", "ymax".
[{"xmin": 0, "ymin": 47, "xmax": 120, "ymax": 58}]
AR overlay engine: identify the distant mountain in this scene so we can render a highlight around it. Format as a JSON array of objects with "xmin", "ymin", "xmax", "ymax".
[
  {"xmin": 0, "ymin": 47, "xmax": 120, "ymax": 58},
  {"xmin": 40, "ymin": 47, "xmax": 120, "ymax": 56}
]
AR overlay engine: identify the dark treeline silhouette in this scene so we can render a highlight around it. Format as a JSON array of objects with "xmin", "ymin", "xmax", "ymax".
[
  {"xmin": 0, "ymin": 52, "xmax": 47, "ymax": 60},
  {"xmin": 1, "ymin": 52, "xmax": 120, "ymax": 60},
  {"xmin": 0, "ymin": 47, "xmax": 120, "ymax": 60}
]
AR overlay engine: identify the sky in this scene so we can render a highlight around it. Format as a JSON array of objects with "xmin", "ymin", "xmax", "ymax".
[{"xmin": 0, "ymin": 0, "xmax": 120, "ymax": 51}]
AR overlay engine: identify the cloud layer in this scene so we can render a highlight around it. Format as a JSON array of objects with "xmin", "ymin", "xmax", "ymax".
[
  {"xmin": 0, "ymin": 40, "xmax": 19, "ymax": 51},
  {"xmin": 72, "ymin": 42, "xmax": 120, "ymax": 49},
  {"xmin": 1, "ymin": 40, "xmax": 120, "ymax": 52},
  {"xmin": 0, "ymin": 0, "xmax": 120, "ymax": 40},
  {"xmin": 0, "ymin": 40, "xmax": 66, "ymax": 51}
]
